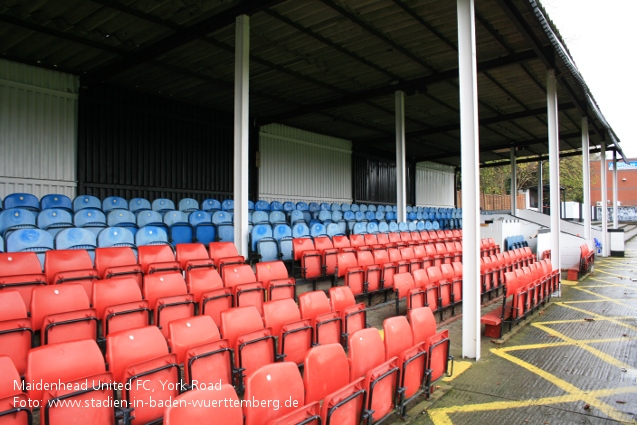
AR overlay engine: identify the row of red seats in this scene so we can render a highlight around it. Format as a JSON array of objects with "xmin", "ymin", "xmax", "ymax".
[
  {"xmin": 480, "ymin": 246, "xmax": 537, "ymax": 301},
  {"xmin": 0, "ymin": 305, "xmax": 449, "ymax": 425},
  {"xmin": 481, "ymin": 259, "xmax": 559, "ymax": 338}
]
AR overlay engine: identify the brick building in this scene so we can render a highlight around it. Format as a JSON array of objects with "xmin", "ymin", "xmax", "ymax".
[{"xmin": 590, "ymin": 158, "xmax": 637, "ymax": 206}]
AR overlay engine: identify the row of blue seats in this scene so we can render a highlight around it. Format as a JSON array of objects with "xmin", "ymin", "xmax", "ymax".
[
  {"xmin": 504, "ymin": 235, "xmax": 529, "ymax": 251},
  {"xmin": 0, "ymin": 192, "xmax": 462, "ymax": 217}
]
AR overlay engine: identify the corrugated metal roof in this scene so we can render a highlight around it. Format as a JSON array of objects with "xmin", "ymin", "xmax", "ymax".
[{"xmin": 0, "ymin": 0, "xmax": 622, "ymax": 166}]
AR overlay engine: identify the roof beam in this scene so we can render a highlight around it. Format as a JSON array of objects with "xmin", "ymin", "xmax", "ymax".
[
  {"xmin": 83, "ymin": 0, "xmax": 284, "ymax": 85},
  {"xmin": 415, "ymin": 131, "xmax": 581, "ymax": 162},
  {"xmin": 480, "ymin": 146, "xmax": 603, "ymax": 168},
  {"xmin": 258, "ymin": 49, "xmax": 537, "ymax": 125},
  {"xmin": 362, "ymin": 102, "xmax": 575, "ymax": 147}
]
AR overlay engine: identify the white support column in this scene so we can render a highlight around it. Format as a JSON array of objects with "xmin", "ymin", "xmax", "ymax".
[
  {"xmin": 547, "ymin": 70, "xmax": 561, "ymax": 273},
  {"xmin": 537, "ymin": 161, "xmax": 543, "ymax": 213},
  {"xmin": 581, "ymin": 117, "xmax": 591, "ymax": 241},
  {"xmin": 234, "ymin": 14, "xmax": 250, "ymax": 258},
  {"xmin": 395, "ymin": 90, "xmax": 407, "ymax": 223},
  {"xmin": 510, "ymin": 147, "xmax": 517, "ymax": 215},
  {"xmin": 457, "ymin": 0, "xmax": 480, "ymax": 360},
  {"xmin": 613, "ymin": 150, "xmax": 618, "ymax": 229},
  {"xmin": 600, "ymin": 143, "xmax": 608, "ymax": 256}
]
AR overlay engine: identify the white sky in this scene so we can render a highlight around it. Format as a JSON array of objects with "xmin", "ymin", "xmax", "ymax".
[{"xmin": 541, "ymin": 0, "xmax": 637, "ymax": 158}]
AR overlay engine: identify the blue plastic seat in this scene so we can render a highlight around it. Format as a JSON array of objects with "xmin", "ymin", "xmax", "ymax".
[
  {"xmin": 343, "ymin": 211, "xmax": 355, "ymax": 222},
  {"xmin": 252, "ymin": 211, "xmax": 269, "ymax": 224},
  {"xmin": 0, "ymin": 235, "xmax": 3, "ymax": 252},
  {"xmin": 212, "ymin": 211, "xmax": 233, "ymax": 225},
  {"xmin": 318, "ymin": 210, "xmax": 331, "ymax": 222},
  {"xmin": 129, "ymin": 197, "xmax": 151, "ymax": 214},
  {"xmin": 289, "ymin": 210, "xmax": 305, "ymax": 226},
  {"xmin": 97, "ymin": 227, "xmax": 136, "ymax": 248},
  {"xmin": 221, "ymin": 199, "xmax": 234, "ymax": 211},
  {"xmin": 137, "ymin": 210, "xmax": 167, "ymax": 234},
  {"xmin": 350, "ymin": 204, "xmax": 360, "ymax": 212},
  {"xmin": 251, "ymin": 223, "xmax": 277, "ymax": 262},
  {"xmin": 376, "ymin": 211, "xmax": 385, "ymax": 221},
  {"xmin": 408, "ymin": 222, "xmax": 417, "ymax": 231},
  {"xmin": 283, "ymin": 202, "xmax": 295, "ymax": 212},
  {"xmin": 432, "ymin": 220, "xmax": 440, "ymax": 230},
  {"xmin": 55, "ymin": 227, "xmax": 97, "ymax": 262},
  {"xmin": 310, "ymin": 223, "xmax": 327, "ymax": 238},
  {"xmin": 103, "ymin": 196, "xmax": 128, "ymax": 213},
  {"xmin": 368, "ymin": 204, "xmax": 377, "ymax": 212},
  {"xmin": 330, "ymin": 203, "xmax": 341, "ymax": 211},
  {"xmin": 217, "ymin": 222, "xmax": 234, "ymax": 242},
  {"xmin": 37, "ymin": 208, "xmax": 74, "ymax": 238},
  {"xmin": 341, "ymin": 203, "xmax": 351, "ymax": 212},
  {"xmin": 365, "ymin": 211, "xmax": 375, "ymax": 221},
  {"xmin": 40, "ymin": 194, "xmax": 72, "ymax": 212},
  {"xmin": 270, "ymin": 201, "xmax": 283, "ymax": 211},
  {"xmin": 248, "ymin": 200, "xmax": 255, "ymax": 212},
  {"xmin": 416, "ymin": 221, "xmax": 425, "ymax": 231},
  {"xmin": 4, "ymin": 193, "xmax": 39, "ymax": 212},
  {"xmin": 107, "ymin": 210, "xmax": 138, "ymax": 236},
  {"xmin": 202, "ymin": 198, "xmax": 222, "ymax": 212},
  {"xmin": 74, "ymin": 208, "xmax": 107, "ymax": 237},
  {"xmin": 320, "ymin": 203, "xmax": 330, "ymax": 211},
  {"xmin": 326, "ymin": 223, "xmax": 341, "ymax": 238},
  {"xmin": 378, "ymin": 222, "xmax": 389, "ymax": 233},
  {"xmin": 188, "ymin": 211, "xmax": 216, "ymax": 245},
  {"xmin": 0, "ymin": 208, "xmax": 37, "ymax": 239},
  {"xmin": 164, "ymin": 211, "xmax": 194, "ymax": 245},
  {"xmin": 255, "ymin": 200, "xmax": 271, "ymax": 211},
  {"xmin": 152, "ymin": 198, "xmax": 176, "ymax": 214},
  {"xmin": 367, "ymin": 222, "xmax": 379, "ymax": 234},
  {"xmin": 296, "ymin": 202, "xmax": 309, "ymax": 212},
  {"xmin": 389, "ymin": 222, "xmax": 399, "ymax": 232},
  {"xmin": 354, "ymin": 211, "xmax": 365, "ymax": 222},
  {"xmin": 269, "ymin": 211, "xmax": 286, "ymax": 224},
  {"xmin": 337, "ymin": 220, "xmax": 347, "ymax": 235},
  {"xmin": 178, "ymin": 198, "xmax": 199, "ymax": 213},
  {"xmin": 407, "ymin": 212, "xmax": 417, "ymax": 221},
  {"xmin": 273, "ymin": 224, "xmax": 293, "ymax": 261},
  {"xmin": 353, "ymin": 222, "xmax": 366, "ymax": 234},
  {"xmin": 135, "ymin": 226, "xmax": 170, "ymax": 246},
  {"xmin": 6, "ymin": 228, "xmax": 53, "ymax": 266},
  {"xmin": 377, "ymin": 205, "xmax": 385, "ymax": 213},
  {"xmin": 292, "ymin": 223, "xmax": 310, "ymax": 238},
  {"xmin": 331, "ymin": 211, "xmax": 343, "ymax": 221},
  {"xmin": 308, "ymin": 202, "xmax": 319, "ymax": 213},
  {"xmin": 73, "ymin": 195, "xmax": 101, "ymax": 212}
]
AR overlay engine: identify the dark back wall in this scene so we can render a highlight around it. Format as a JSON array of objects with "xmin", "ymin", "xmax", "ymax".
[
  {"xmin": 352, "ymin": 152, "xmax": 415, "ymax": 205},
  {"xmin": 77, "ymin": 84, "xmax": 256, "ymax": 204}
]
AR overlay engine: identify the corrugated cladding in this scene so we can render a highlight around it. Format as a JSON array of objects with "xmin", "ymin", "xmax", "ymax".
[
  {"xmin": 415, "ymin": 162, "xmax": 455, "ymax": 207},
  {"xmin": 259, "ymin": 124, "xmax": 352, "ymax": 203},
  {"xmin": 352, "ymin": 153, "xmax": 415, "ymax": 205},
  {"xmin": 77, "ymin": 84, "xmax": 237, "ymax": 204},
  {"xmin": 0, "ymin": 59, "xmax": 78, "ymax": 199}
]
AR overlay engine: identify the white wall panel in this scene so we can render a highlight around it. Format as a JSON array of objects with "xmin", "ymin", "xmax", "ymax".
[
  {"xmin": 259, "ymin": 124, "xmax": 352, "ymax": 203},
  {"xmin": 0, "ymin": 59, "xmax": 79, "ymax": 200},
  {"xmin": 415, "ymin": 161, "xmax": 455, "ymax": 207}
]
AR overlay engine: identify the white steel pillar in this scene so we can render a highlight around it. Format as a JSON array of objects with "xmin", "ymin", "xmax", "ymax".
[
  {"xmin": 600, "ymin": 143, "xmax": 608, "ymax": 256},
  {"xmin": 581, "ymin": 117, "xmax": 591, "ymax": 240},
  {"xmin": 395, "ymin": 90, "xmax": 407, "ymax": 223},
  {"xmin": 510, "ymin": 147, "xmax": 517, "ymax": 214},
  {"xmin": 537, "ymin": 161, "xmax": 543, "ymax": 213},
  {"xmin": 547, "ymin": 70, "xmax": 561, "ymax": 273},
  {"xmin": 457, "ymin": 0, "xmax": 480, "ymax": 360},
  {"xmin": 234, "ymin": 14, "xmax": 250, "ymax": 258},
  {"xmin": 613, "ymin": 150, "xmax": 619, "ymax": 229}
]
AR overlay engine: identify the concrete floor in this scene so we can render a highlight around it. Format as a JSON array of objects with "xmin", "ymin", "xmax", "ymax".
[{"xmin": 400, "ymin": 239, "xmax": 637, "ymax": 425}]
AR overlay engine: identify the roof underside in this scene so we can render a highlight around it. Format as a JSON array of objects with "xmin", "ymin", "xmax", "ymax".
[{"xmin": 0, "ymin": 0, "xmax": 622, "ymax": 167}]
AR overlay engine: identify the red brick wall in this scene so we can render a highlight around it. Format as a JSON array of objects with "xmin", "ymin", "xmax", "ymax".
[{"xmin": 590, "ymin": 159, "xmax": 637, "ymax": 206}]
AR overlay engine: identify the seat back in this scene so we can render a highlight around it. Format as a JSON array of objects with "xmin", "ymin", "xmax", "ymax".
[
  {"xmin": 407, "ymin": 307, "xmax": 437, "ymax": 346},
  {"xmin": 142, "ymin": 272, "xmax": 188, "ymax": 308},
  {"xmin": 303, "ymin": 343, "xmax": 350, "ymax": 404},
  {"xmin": 136, "ymin": 210, "xmax": 164, "ymax": 228},
  {"xmin": 102, "ymin": 196, "xmax": 128, "ymax": 212},
  {"xmin": 202, "ymin": 198, "xmax": 221, "ymax": 212},
  {"xmin": 219, "ymin": 306, "xmax": 264, "ymax": 349},
  {"xmin": 244, "ymin": 362, "xmax": 305, "ymax": 425},
  {"xmin": 37, "ymin": 208, "xmax": 73, "ymax": 237},
  {"xmin": 298, "ymin": 290, "xmax": 332, "ymax": 322},
  {"xmin": 54, "ymin": 228, "xmax": 97, "ymax": 257},
  {"xmin": 0, "ymin": 291, "xmax": 28, "ymax": 321},
  {"xmin": 138, "ymin": 244, "xmax": 177, "ymax": 273},
  {"xmin": 347, "ymin": 327, "xmax": 386, "ymax": 381},
  {"xmin": 97, "ymin": 226, "xmax": 136, "ymax": 248},
  {"xmin": 164, "ymin": 385, "xmax": 243, "ymax": 425},
  {"xmin": 178, "ymin": 198, "xmax": 199, "ymax": 212},
  {"xmin": 106, "ymin": 326, "xmax": 169, "ymax": 383},
  {"xmin": 72, "ymin": 195, "xmax": 100, "ymax": 212},
  {"xmin": 175, "ymin": 243, "xmax": 211, "ymax": 270},
  {"xmin": 135, "ymin": 225, "xmax": 170, "ymax": 246},
  {"xmin": 223, "ymin": 264, "xmax": 257, "ymax": 289},
  {"xmin": 91, "ymin": 277, "xmax": 142, "ymax": 318},
  {"xmin": 383, "ymin": 316, "xmax": 414, "ymax": 360},
  {"xmin": 168, "ymin": 315, "xmax": 220, "ymax": 364},
  {"xmin": 129, "ymin": 197, "xmax": 151, "ymax": 213},
  {"xmin": 1, "ymin": 208, "xmax": 37, "ymax": 236},
  {"xmin": 208, "ymin": 242, "xmax": 240, "ymax": 266},
  {"xmin": 29, "ymin": 283, "xmax": 92, "ymax": 331},
  {"xmin": 44, "ymin": 248, "xmax": 94, "ymax": 284},
  {"xmin": 40, "ymin": 194, "xmax": 72, "ymax": 212},
  {"xmin": 152, "ymin": 198, "xmax": 176, "ymax": 213}
]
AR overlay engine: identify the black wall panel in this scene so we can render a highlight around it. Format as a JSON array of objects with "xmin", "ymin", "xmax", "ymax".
[
  {"xmin": 352, "ymin": 152, "xmax": 415, "ymax": 205},
  {"xmin": 77, "ymin": 84, "xmax": 250, "ymax": 205}
]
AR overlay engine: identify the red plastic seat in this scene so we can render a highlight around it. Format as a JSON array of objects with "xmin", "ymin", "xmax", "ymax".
[
  {"xmin": 175, "ymin": 242, "xmax": 214, "ymax": 273},
  {"xmin": 426, "ymin": 266, "xmax": 452, "ymax": 319},
  {"xmin": 142, "ymin": 272, "xmax": 195, "ymax": 338},
  {"xmin": 44, "ymin": 249, "xmax": 99, "ymax": 299},
  {"xmin": 383, "ymin": 316, "xmax": 427, "ymax": 415},
  {"xmin": 184, "ymin": 267, "xmax": 231, "ymax": 324},
  {"xmin": 138, "ymin": 244, "xmax": 181, "ymax": 276},
  {"xmin": 0, "ymin": 355, "xmax": 31, "ymax": 425},
  {"xmin": 106, "ymin": 326, "xmax": 179, "ymax": 425},
  {"xmin": 441, "ymin": 263, "xmax": 461, "ymax": 315},
  {"xmin": 329, "ymin": 286, "xmax": 366, "ymax": 348},
  {"xmin": 208, "ymin": 242, "xmax": 245, "ymax": 276},
  {"xmin": 30, "ymin": 284, "xmax": 98, "ymax": 345},
  {"xmin": 348, "ymin": 328, "xmax": 399, "ymax": 424},
  {"xmin": 391, "ymin": 272, "xmax": 416, "ymax": 316},
  {"xmin": 407, "ymin": 307, "xmax": 452, "ymax": 396},
  {"xmin": 313, "ymin": 236, "xmax": 339, "ymax": 276},
  {"xmin": 185, "ymin": 339, "xmax": 234, "ymax": 389},
  {"xmin": 372, "ymin": 249, "xmax": 397, "ymax": 289},
  {"xmin": 0, "ymin": 252, "xmax": 47, "ymax": 310},
  {"xmin": 262, "ymin": 299, "xmax": 312, "ymax": 366},
  {"xmin": 167, "ymin": 315, "xmax": 221, "ymax": 365},
  {"xmin": 223, "ymin": 264, "xmax": 266, "ymax": 315},
  {"xmin": 357, "ymin": 250, "xmax": 382, "ymax": 293},
  {"xmin": 335, "ymin": 251, "xmax": 364, "ymax": 296},
  {"xmin": 164, "ymin": 385, "xmax": 243, "ymax": 425},
  {"xmin": 0, "ymin": 292, "xmax": 32, "ymax": 375},
  {"xmin": 220, "ymin": 306, "xmax": 276, "ymax": 393},
  {"xmin": 388, "ymin": 247, "xmax": 409, "ymax": 274},
  {"xmin": 298, "ymin": 291, "xmax": 341, "ymax": 346},
  {"xmin": 92, "ymin": 277, "xmax": 150, "ymax": 338},
  {"xmin": 255, "ymin": 260, "xmax": 295, "ymax": 301},
  {"xmin": 94, "ymin": 246, "xmax": 143, "ymax": 289},
  {"xmin": 243, "ymin": 362, "xmax": 305, "ymax": 425},
  {"xmin": 332, "ymin": 235, "xmax": 352, "ymax": 252},
  {"xmin": 412, "ymin": 269, "xmax": 437, "ymax": 312},
  {"xmin": 303, "ymin": 344, "xmax": 366, "ymax": 425},
  {"xmin": 292, "ymin": 238, "xmax": 322, "ymax": 280}
]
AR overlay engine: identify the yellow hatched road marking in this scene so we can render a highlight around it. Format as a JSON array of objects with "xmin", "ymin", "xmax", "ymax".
[
  {"xmin": 554, "ymin": 302, "xmax": 637, "ymax": 332},
  {"xmin": 595, "ymin": 269, "xmax": 637, "ymax": 279},
  {"xmin": 573, "ymin": 288, "xmax": 637, "ymax": 309},
  {"xmin": 498, "ymin": 337, "xmax": 632, "ymax": 352}
]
